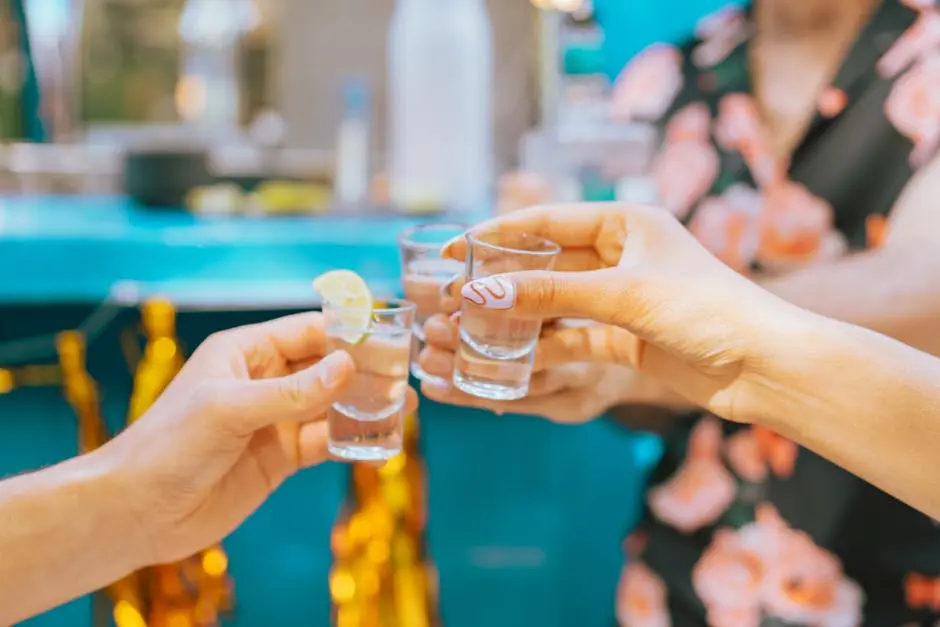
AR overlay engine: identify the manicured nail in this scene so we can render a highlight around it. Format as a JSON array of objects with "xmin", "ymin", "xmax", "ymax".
[
  {"xmin": 318, "ymin": 352, "xmax": 352, "ymax": 388},
  {"xmin": 461, "ymin": 277, "xmax": 515, "ymax": 309}
]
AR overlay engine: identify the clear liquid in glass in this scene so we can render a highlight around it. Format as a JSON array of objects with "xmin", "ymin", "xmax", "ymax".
[
  {"xmin": 326, "ymin": 321, "xmax": 411, "ymax": 460},
  {"xmin": 453, "ymin": 301, "xmax": 541, "ymax": 400}
]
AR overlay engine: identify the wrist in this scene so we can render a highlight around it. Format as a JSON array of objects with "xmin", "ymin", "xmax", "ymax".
[
  {"xmin": 736, "ymin": 305, "xmax": 852, "ymax": 429},
  {"xmin": 81, "ymin": 447, "xmax": 155, "ymax": 572}
]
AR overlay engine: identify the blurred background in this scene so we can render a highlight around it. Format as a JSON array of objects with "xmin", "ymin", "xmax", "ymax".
[{"xmin": 0, "ymin": 1, "xmax": 732, "ymax": 626}]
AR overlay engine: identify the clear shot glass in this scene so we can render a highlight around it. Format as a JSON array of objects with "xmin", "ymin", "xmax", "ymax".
[
  {"xmin": 453, "ymin": 232, "xmax": 560, "ymax": 400},
  {"xmin": 324, "ymin": 299, "xmax": 416, "ymax": 461},
  {"xmin": 398, "ymin": 223, "xmax": 466, "ymax": 381}
]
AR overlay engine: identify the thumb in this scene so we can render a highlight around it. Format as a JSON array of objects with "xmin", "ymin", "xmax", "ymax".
[
  {"xmin": 215, "ymin": 351, "xmax": 355, "ymax": 434},
  {"xmin": 460, "ymin": 269, "xmax": 633, "ymax": 327}
]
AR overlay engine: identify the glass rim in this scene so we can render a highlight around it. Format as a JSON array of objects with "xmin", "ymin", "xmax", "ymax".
[
  {"xmin": 398, "ymin": 222, "xmax": 470, "ymax": 250},
  {"xmin": 322, "ymin": 298, "xmax": 417, "ymax": 315},
  {"xmin": 465, "ymin": 231, "xmax": 561, "ymax": 256}
]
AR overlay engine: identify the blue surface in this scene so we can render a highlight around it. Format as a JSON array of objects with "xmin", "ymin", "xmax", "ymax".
[
  {"xmin": 0, "ymin": 196, "xmax": 662, "ymax": 627},
  {"xmin": 0, "ymin": 196, "xmax": 448, "ymax": 304}
]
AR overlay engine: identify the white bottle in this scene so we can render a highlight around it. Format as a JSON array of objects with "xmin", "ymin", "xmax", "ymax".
[{"xmin": 387, "ymin": 0, "xmax": 494, "ymax": 214}]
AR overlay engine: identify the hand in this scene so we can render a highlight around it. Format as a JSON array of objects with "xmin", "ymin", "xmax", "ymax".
[
  {"xmin": 442, "ymin": 203, "xmax": 809, "ymax": 423},
  {"xmin": 419, "ymin": 315, "xmax": 685, "ymax": 422},
  {"xmin": 98, "ymin": 312, "xmax": 418, "ymax": 566}
]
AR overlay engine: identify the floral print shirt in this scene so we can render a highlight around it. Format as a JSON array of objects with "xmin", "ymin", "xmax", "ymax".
[{"xmin": 611, "ymin": 2, "xmax": 940, "ymax": 626}]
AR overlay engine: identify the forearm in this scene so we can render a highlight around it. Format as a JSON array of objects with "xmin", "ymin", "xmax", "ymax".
[
  {"xmin": 749, "ymin": 312, "xmax": 940, "ymax": 520},
  {"xmin": 760, "ymin": 246, "xmax": 940, "ymax": 355},
  {"xmin": 0, "ymin": 451, "xmax": 143, "ymax": 624}
]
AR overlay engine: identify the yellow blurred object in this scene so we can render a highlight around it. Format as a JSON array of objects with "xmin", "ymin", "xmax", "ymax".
[
  {"xmin": 114, "ymin": 599, "xmax": 148, "ymax": 627},
  {"xmin": 185, "ymin": 184, "xmax": 246, "ymax": 215},
  {"xmin": 251, "ymin": 180, "xmax": 331, "ymax": 214},
  {"xmin": 0, "ymin": 368, "xmax": 13, "ymax": 394},
  {"xmin": 201, "ymin": 548, "xmax": 229, "ymax": 578},
  {"xmin": 124, "ymin": 301, "xmax": 233, "ymax": 626},
  {"xmin": 329, "ymin": 405, "xmax": 437, "ymax": 626}
]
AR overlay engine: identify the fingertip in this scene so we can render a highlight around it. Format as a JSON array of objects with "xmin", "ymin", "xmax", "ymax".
[
  {"xmin": 441, "ymin": 236, "xmax": 468, "ymax": 261},
  {"xmin": 424, "ymin": 314, "xmax": 458, "ymax": 348},
  {"xmin": 405, "ymin": 387, "xmax": 420, "ymax": 414},
  {"xmin": 297, "ymin": 421, "xmax": 330, "ymax": 468},
  {"xmin": 420, "ymin": 378, "xmax": 452, "ymax": 401}
]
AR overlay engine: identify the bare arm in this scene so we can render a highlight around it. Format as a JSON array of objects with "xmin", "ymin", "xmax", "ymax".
[
  {"xmin": 746, "ymin": 311, "xmax": 940, "ymax": 520},
  {"xmin": 760, "ymin": 155, "xmax": 940, "ymax": 355},
  {"xmin": 0, "ymin": 452, "xmax": 143, "ymax": 625},
  {"xmin": 612, "ymin": 155, "xmax": 940, "ymax": 428}
]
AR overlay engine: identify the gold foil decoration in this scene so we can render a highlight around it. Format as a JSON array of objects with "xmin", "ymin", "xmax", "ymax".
[
  {"xmin": 125, "ymin": 300, "xmax": 234, "ymax": 627},
  {"xmin": 329, "ymin": 405, "xmax": 438, "ymax": 626}
]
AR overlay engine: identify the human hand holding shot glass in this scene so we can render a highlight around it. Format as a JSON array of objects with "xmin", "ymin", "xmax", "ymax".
[
  {"xmin": 450, "ymin": 231, "xmax": 561, "ymax": 400},
  {"xmin": 399, "ymin": 223, "xmax": 466, "ymax": 382},
  {"xmin": 313, "ymin": 271, "xmax": 415, "ymax": 461}
]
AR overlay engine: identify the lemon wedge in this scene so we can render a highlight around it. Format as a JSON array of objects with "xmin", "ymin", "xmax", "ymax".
[{"xmin": 313, "ymin": 270, "xmax": 374, "ymax": 344}]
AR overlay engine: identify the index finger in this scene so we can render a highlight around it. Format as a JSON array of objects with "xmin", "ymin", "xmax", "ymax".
[
  {"xmin": 233, "ymin": 312, "xmax": 327, "ymax": 363},
  {"xmin": 442, "ymin": 203, "xmax": 631, "ymax": 260}
]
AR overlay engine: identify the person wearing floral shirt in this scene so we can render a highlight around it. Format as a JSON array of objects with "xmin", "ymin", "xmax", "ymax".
[{"xmin": 421, "ymin": 0, "xmax": 940, "ymax": 625}]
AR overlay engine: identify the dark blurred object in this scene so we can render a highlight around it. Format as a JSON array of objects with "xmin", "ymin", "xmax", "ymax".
[{"xmin": 123, "ymin": 147, "xmax": 211, "ymax": 208}]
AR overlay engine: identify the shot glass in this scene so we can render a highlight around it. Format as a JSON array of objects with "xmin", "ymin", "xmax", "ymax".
[
  {"xmin": 324, "ymin": 299, "xmax": 416, "ymax": 461},
  {"xmin": 453, "ymin": 232, "xmax": 561, "ymax": 400},
  {"xmin": 398, "ymin": 223, "xmax": 467, "ymax": 381}
]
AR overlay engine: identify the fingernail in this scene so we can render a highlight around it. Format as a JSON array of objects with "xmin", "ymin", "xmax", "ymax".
[
  {"xmin": 461, "ymin": 277, "xmax": 515, "ymax": 309},
  {"xmin": 449, "ymin": 311, "xmax": 462, "ymax": 325},
  {"xmin": 318, "ymin": 352, "xmax": 352, "ymax": 388}
]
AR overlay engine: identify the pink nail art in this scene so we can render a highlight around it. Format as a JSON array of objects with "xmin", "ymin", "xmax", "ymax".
[{"xmin": 461, "ymin": 276, "xmax": 515, "ymax": 309}]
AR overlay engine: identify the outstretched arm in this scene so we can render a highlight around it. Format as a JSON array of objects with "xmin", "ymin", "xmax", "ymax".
[
  {"xmin": 0, "ymin": 452, "xmax": 142, "ymax": 625},
  {"xmin": 745, "ymin": 310, "xmax": 940, "ymax": 520}
]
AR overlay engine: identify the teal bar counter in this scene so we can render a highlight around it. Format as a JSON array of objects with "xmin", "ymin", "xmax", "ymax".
[{"xmin": 0, "ymin": 196, "xmax": 660, "ymax": 627}]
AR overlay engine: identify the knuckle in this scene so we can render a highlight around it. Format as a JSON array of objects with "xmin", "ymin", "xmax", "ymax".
[{"xmin": 280, "ymin": 373, "xmax": 311, "ymax": 408}]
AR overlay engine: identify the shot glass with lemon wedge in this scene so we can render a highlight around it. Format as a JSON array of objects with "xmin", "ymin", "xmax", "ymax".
[{"xmin": 313, "ymin": 270, "xmax": 416, "ymax": 461}]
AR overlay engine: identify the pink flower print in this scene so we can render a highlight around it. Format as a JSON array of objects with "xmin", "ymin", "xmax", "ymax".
[
  {"xmin": 652, "ymin": 140, "xmax": 720, "ymax": 220},
  {"xmin": 692, "ymin": 529, "xmax": 765, "ymax": 626},
  {"xmin": 688, "ymin": 184, "xmax": 762, "ymax": 273},
  {"xmin": 726, "ymin": 429, "xmax": 768, "ymax": 483},
  {"xmin": 885, "ymin": 54, "xmax": 940, "ymax": 167},
  {"xmin": 616, "ymin": 562, "xmax": 671, "ymax": 627},
  {"xmin": 726, "ymin": 426, "xmax": 799, "ymax": 483},
  {"xmin": 611, "ymin": 44, "xmax": 684, "ymax": 122},
  {"xmin": 692, "ymin": 5, "xmax": 749, "ymax": 68},
  {"xmin": 877, "ymin": 11, "xmax": 940, "ymax": 79},
  {"xmin": 901, "ymin": 0, "xmax": 936, "ymax": 11},
  {"xmin": 665, "ymin": 102, "xmax": 712, "ymax": 143},
  {"xmin": 693, "ymin": 505, "xmax": 864, "ymax": 627},
  {"xmin": 648, "ymin": 419, "xmax": 736, "ymax": 533},
  {"xmin": 762, "ymin": 531, "xmax": 862, "ymax": 627},
  {"xmin": 713, "ymin": 94, "xmax": 765, "ymax": 153},
  {"xmin": 706, "ymin": 605, "xmax": 762, "ymax": 627},
  {"xmin": 757, "ymin": 181, "xmax": 834, "ymax": 268}
]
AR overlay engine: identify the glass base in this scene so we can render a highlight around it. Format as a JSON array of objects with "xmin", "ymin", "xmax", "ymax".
[
  {"xmin": 329, "ymin": 443, "xmax": 402, "ymax": 462},
  {"xmin": 453, "ymin": 370, "xmax": 529, "ymax": 401}
]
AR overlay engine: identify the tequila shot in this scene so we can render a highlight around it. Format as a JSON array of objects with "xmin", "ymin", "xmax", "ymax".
[
  {"xmin": 454, "ymin": 232, "xmax": 560, "ymax": 400},
  {"xmin": 324, "ymin": 299, "xmax": 415, "ymax": 461},
  {"xmin": 399, "ymin": 223, "xmax": 466, "ymax": 381}
]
